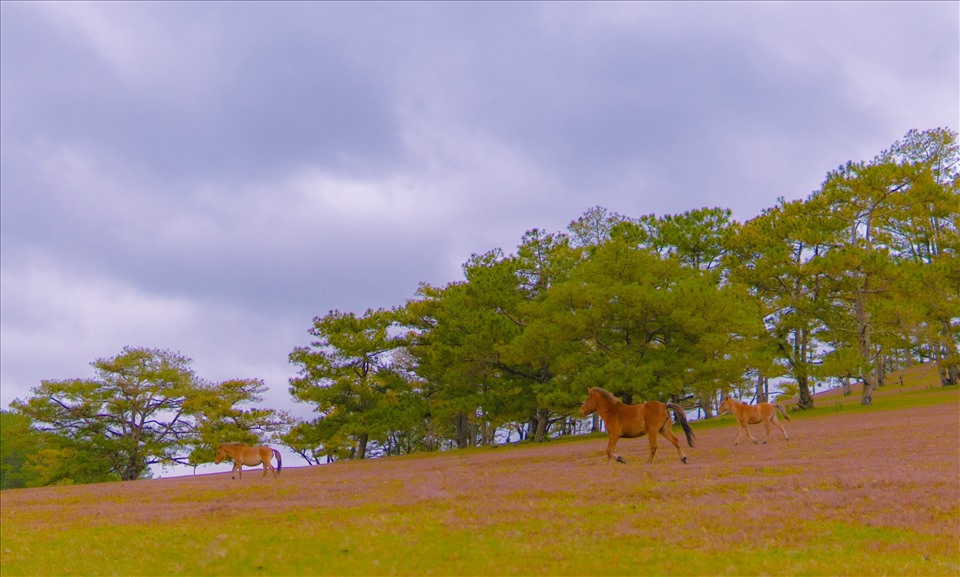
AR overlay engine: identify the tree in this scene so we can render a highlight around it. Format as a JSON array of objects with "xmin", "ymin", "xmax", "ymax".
[
  {"xmin": 404, "ymin": 227, "xmax": 586, "ymax": 447},
  {"xmin": 289, "ymin": 308, "xmax": 416, "ymax": 460},
  {"xmin": 280, "ymin": 419, "xmax": 328, "ymax": 465},
  {"xmin": 881, "ymin": 128, "xmax": 960, "ymax": 386},
  {"xmin": 726, "ymin": 199, "xmax": 832, "ymax": 409},
  {"xmin": 498, "ymin": 229, "xmax": 583, "ymax": 442},
  {"xmin": 814, "ymin": 128, "xmax": 959, "ymax": 402},
  {"xmin": 625, "ymin": 207, "xmax": 750, "ymax": 414},
  {"xmin": 11, "ymin": 347, "xmax": 285, "ymax": 483},
  {"xmin": 567, "ymin": 205, "xmax": 629, "ymax": 248},
  {"xmin": 403, "ymin": 277, "xmax": 513, "ymax": 449},
  {"xmin": 815, "ymin": 160, "xmax": 909, "ymax": 404},
  {"xmin": 633, "ymin": 206, "xmax": 735, "ymax": 272},
  {"xmin": 186, "ymin": 378, "xmax": 293, "ymax": 467},
  {"xmin": 12, "ymin": 347, "xmax": 199, "ymax": 480},
  {"xmin": 542, "ymin": 229, "xmax": 756, "ymax": 417}
]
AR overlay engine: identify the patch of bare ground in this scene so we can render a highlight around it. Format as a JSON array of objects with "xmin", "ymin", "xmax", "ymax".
[{"xmin": 2, "ymin": 384, "xmax": 958, "ymax": 574}]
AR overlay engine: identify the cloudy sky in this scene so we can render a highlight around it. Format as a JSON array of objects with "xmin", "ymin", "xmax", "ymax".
[{"xmin": 2, "ymin": 2, "xmax": 957, "ymax": 452}]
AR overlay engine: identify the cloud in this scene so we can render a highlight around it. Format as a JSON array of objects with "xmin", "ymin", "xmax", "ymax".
[{"xmin": 0, "ymin": 255, "xmax": 195, "ymax": 394}]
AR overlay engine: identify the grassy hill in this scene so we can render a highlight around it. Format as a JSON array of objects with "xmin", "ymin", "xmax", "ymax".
[{"xmin": 2, "ymin": 367, "xmax": 958, "ymax": 576}]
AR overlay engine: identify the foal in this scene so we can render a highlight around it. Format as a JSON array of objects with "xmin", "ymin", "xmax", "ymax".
[{"xmin": 717, "ymin": 397, "xmax": 790, "ymax": 445}]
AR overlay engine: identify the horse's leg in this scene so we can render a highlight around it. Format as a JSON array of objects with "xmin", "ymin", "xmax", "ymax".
[
  {"xmin": 233, "ymin": 462, "xmax": 241, "ymax": 480},
  {"xmin": 646, "ymin": 432, "xmax": 658, "ymax": 464},
  {"xmin": 659, "ymin": 422, "xmax": 687, "ymax": 464},
  {"xmin": 743, "ymin": 421, "xmax": 758, "ymax": 444},
  {"xmin": 263, "ymin": 457, "xmax": 277, "ymax": 478},
  {"xmin": 771, "ymin": 414, "xmax": 790, "ymax": 441},
  {"xmin": 606, "ymin": 434, "xmax": 625, "ymax": 464},
  {"xmin": 762, "ymin": 418, "xmax": 772, "ymax": 444}
]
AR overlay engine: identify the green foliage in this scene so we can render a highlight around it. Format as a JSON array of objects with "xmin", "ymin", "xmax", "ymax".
[
  {"xmin": 289, "ymin": 308, "xmax": 422, "ymax": 459},
  {"xmin": 633, "ymin": 206, "xmax": 736, "ymax": 271},
  {"xmin": 11, "ymin": 347, "xmax": 198, "ymax": 481},
  {"xmin": 186, "ymin": 379, "xmax": 293, "ymax": 466},
  {"xmin": 1, "ymin": 411, "xmax": 39, "ymax": 489},
  {"xmin": 1, "ymin": 410, "xmax": 122, "ymax": 488}
]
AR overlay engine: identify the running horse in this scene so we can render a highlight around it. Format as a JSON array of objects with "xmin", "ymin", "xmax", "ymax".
[
  {"xmin": 578, "ymin": 387, "xmax": 696, "ymax": 464},
  {"xmin": 214, "ymin": 443, "xmax": 283, "ymax": 479},
  {"xmin": 717, "ymin": 396, "xmax": 791, "ymax": 445}
]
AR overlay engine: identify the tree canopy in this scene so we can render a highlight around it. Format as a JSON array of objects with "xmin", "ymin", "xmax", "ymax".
[{"xmin": 287, "ymin": 127, "xmax": 958, "ymax": 459}]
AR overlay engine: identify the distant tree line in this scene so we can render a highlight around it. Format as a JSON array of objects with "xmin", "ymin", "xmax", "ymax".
[
  {"xmin": 3, "ymin": 128, "xmax": 957, "ymax": 486},
  {"xmin": 283, "ymin": 127, "xmax": 958, "ymax": 461}
]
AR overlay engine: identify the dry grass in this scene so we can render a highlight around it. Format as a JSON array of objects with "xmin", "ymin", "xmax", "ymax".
[{"xmin": 2, "ymin": 371, "xmax": 958, "ymax": 576}]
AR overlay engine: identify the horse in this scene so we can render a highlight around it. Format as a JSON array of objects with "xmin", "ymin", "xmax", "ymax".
[
  {"xmin": 717, "ymin": 396, "xmax": 791, "ymax": 445},
  {"xmin": 214, "ymin": 443, "xmax": 283, "ymax": 479},
  {"xmin": 578, "ymin": 387, "xmax": 696, "ymax": 465}
]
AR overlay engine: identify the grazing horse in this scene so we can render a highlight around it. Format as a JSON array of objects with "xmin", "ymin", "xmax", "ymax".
[
  {"xmin": 578, "ymin": 387, "xmax": 696, "ymax": 465},
  {"xmin": 717, "ymin": 397, "xmax": 791, "ymax": 445},
  {"xmin": 214, "ymin": 443, "xmax": 282, "ymax": 479}
]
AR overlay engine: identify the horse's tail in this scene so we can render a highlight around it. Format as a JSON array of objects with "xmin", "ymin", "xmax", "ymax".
[
  {"xmin": 273, "ymin": 449, "xmax": 283, "ymax": 474},
  {"xmin": 774, "ymin": 403, "xmax": 791, "ymax": 421},
  {"xmin": 667, "ymin": 403, "xmax": 696, "ymax": 447}
]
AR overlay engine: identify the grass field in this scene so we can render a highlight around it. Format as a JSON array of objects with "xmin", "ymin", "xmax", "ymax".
[{"xmin": 2, "ymin": 366, "xmax": 958, "ymax": 576}]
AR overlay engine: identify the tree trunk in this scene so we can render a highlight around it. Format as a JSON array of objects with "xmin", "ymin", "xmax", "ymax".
[
  {"xmin": 453, "ymin": 413, "xmax": 469, "ymax": 449},
  {"xmin": 591, "ymin": 413, "xmax": 601, "ymax": 433},
  {"xmin": 941, "ymin": 319, "xmax": 960, "ymax": 386},
  {"xmin": 480, "ymin": 421, "xmax": 496, "ymax": 446},
  {"xmin": 932, "ymin": 344, "xmax": 950, "ymax": 386},
  {"xmin": 861, "ymin": 376, "xmax": 879, "ymax": 405},
  {"xmin": 356, "ymin": 432, "xmax": 369, "ymax": 460},
  {"xmin": 875, "ymin": 353, "xmax": 886, "ymax": 388},
  {"xmin": 121, "ymin": 464, "xmax": 139, "ymax": 481},
  {"xmin": 854, "ymin": 277, "xmax": 878, "ymax": 406},
  {"xmin": 797, "ymin": 375, "xmax": 815, "ymax": 409},
  {"xmin": 755, "ymin": 373, "xmax": 769, "ymax": 404},
  {"xmin": 533, "ymin": 408, "xmax": 550, "ymax": 443},
  {"xmin": 794, "ymin": 328, "xmax": 815, "ymax": 409},
  {"xmin": 699, "ymin": 392, "xmax": 716, "ymax": 418}
]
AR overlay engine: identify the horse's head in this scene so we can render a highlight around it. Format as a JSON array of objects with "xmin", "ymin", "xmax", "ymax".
[
  {"xmin": 578, "ymin": 389, "xmax": 598, "ymax": 417},
  {"xmin": 717, "ymin": 397, "xmax": 732, "ymax": 415},
  {"xmin": 214, "ymin": 444, "xmax": 226, "ymax": 464}
]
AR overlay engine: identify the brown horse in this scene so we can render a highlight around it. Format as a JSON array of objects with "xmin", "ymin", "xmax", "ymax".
[
  {"xmin": 214, "ymin": 443, "xmax": 283, "ymax": 479},
  {"xmin": 578, "ymin": 387, "xmax": 695, "ymax": 465},
  {"xmin": 717, "ymin": 396, "xmax": 790, "ymax": 445}
]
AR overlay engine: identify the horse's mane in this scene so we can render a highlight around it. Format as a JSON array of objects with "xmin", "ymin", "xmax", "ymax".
[{"xmin": 591, "ymin": 387, "xmax": 623, "ymax": 406}]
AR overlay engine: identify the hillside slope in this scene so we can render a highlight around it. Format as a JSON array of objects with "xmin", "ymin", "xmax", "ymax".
[{"xmin": 2, "ymin": 381, "xmax": 958, "ymax": 576}]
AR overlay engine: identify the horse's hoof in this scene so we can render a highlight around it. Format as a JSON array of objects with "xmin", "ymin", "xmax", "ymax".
[
  {"xmin": 616, "ymin": 456, "xmax": 626, "ymax": 464},
  {"xmin": 681, "ymin": 456, "xmax": 688, "ymax": 464}
]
